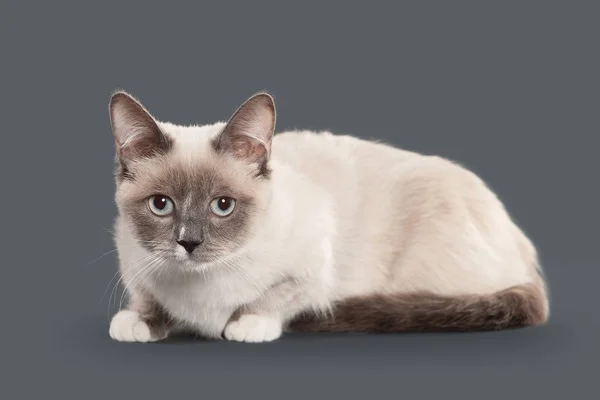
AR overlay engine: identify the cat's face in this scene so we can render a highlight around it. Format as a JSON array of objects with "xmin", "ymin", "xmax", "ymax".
[{"xmin": 110, "ymin": 91, "xmax": 275, "ymax": 267}]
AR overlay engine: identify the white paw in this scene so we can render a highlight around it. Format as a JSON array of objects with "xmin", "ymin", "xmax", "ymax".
[
  {"xmin": 109, "ymin": 310, "xmax": 155, "ymax": 343},
  {"xmin": 223, "ymin": 314, "xmax": 282, "ymax": 343}
]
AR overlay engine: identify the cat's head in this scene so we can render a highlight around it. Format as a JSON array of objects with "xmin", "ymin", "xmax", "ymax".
[{"xmin": 109, "ymin": 91, "xmax": 276, "ymax": 268}]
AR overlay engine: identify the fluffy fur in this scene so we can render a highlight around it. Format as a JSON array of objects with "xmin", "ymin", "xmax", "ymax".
[{"xmin": 108, "ymin": 91, "xmax": 549, "ymax": 343}]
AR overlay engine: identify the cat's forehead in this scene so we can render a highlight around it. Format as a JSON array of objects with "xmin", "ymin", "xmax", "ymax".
[
  {"xmin": 158, "ymin": 121, "xmax": 226, "ymax": 159},
  {"xmin": 120, "ymin": 122, "xmax": 266, "ymax": 202}
]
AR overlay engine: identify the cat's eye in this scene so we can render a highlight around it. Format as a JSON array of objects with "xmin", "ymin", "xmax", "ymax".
[
  {"xmin": 210, "ymin": 197, "xmax": 236, "ymax": 217},
  {"xmin": 148, "ymin": 195, "xmax": 174, "ymax": 216}
]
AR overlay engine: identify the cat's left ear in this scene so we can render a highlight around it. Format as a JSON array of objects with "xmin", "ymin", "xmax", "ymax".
[{"xmin": 214, "ymin": 92, "xmax": 276, "ymax": 171}]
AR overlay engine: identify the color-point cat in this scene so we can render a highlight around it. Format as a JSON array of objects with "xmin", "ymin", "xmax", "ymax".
[{"xmin": 108, "ymin": 91, "xmax": 548, "ymax": 343}]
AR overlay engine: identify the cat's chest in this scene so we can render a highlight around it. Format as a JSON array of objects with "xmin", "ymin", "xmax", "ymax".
[{"xmin": 146, "ymin": 268, "xmax": 263, "ymax": 337}]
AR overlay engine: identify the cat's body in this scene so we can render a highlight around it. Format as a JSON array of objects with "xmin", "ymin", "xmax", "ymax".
[{"xmin": 108, "ymin": 92, "xmax": 548, "ymax": 343}]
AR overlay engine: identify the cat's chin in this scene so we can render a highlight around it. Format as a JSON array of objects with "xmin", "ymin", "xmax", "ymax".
[{"xmin": 171, "ymin": 254, "xmax": 217, "ymax": 273}]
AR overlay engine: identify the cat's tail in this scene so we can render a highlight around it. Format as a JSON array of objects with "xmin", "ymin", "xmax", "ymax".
[{"xmin": 289, "ymin": 278, "xmax": 549, "ymax": 333}]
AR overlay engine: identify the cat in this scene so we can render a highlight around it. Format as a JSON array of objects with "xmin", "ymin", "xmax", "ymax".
[{"xmin": 108, "ymin": 90, "xmax": 549, "ymax": 343}]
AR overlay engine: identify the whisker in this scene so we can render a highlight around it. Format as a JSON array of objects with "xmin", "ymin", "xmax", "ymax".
[
  {"xmin": 120, "ymin": 257, "xmax": 167, "ymax": 310},
  {"xmin": 107, "ymin": 254, "xmax": 156, "ymax": 316},
  {"xmin": 81, "ymin": 242, "xmax": 165, "ymax": 269},
  {"xmin": 101, "ymin": 253, "xmax": 154, "ymax": 304},
  {"xmin": 117, "ymin": 256, "xmax": 160, "ymax": 309},
  {"xmin": 119, "ymin": 255, "xmax": 165, "ymax": 310},
  {"xmin": 80, "ymin": 248, "xmax": 120, "ymax": 268},
  {"xmin": 137, "ymin": 257, "xmax": 168, "ymax": 294}
]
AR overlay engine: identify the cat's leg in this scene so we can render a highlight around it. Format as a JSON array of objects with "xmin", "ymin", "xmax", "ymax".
[
  {"xmin": 223, "ymin": 231, "xmax": 334, "ymax": 343},
  {"xmin": 223, "ymin": 277, "xmax": 331, "ymax": 343},
  {"xmin": 109, "ymin": 288, "xmax": 173, "ymax": 342}
]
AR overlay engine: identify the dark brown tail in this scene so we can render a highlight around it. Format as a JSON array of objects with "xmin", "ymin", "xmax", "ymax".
[{"xmin": 289, "ymin": 281, "xmax": 549, "ymax": 333}]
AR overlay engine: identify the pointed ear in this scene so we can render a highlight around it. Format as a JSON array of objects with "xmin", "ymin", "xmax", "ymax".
[
  {"xmin": 213, "ymin": 92, "xmax": 276, "ymax": 171},
  {"xmin": 109, "ymin": 91, "xmax": 171, "ymax": 164}
]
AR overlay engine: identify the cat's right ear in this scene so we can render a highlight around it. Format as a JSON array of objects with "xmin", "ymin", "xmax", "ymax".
[{"xmin": 109, "ymin": 91, "xmax": 170, "ymax": 164}]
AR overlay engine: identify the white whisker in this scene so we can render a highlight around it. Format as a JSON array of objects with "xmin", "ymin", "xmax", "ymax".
[
  {"xmin": 101, "ymin": 253, "xmax": 154, "ymax": 304},
  {"xmin": 118, "ymin": 255, "xmax": 164, "ymax": 310}
]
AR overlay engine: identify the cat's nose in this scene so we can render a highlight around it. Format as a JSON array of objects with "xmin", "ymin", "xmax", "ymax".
[{"xmin": 177, "ymin": 239, "xmax": 202, "ymax": 253}]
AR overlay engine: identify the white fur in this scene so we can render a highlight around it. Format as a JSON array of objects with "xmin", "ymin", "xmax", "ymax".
[
  {"xmin": 109, "ymin": 310, "xmax": 154, "ymax": 342},
  {"xmin": 112, "ymin": 123, "xmax": 541, "ymax": 342},
  {"xmin": 223, "ymin": 315, "xmax": 282, "ymax": 343}
]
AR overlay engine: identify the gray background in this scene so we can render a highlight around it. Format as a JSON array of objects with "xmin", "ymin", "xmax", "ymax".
[{"xmin": 1, "ymin": 1, "xmax": 598, "ymax": 399}]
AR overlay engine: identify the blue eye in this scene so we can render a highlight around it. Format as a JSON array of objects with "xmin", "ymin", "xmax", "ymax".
[
  {"xmin": 148, "ymin": 195, "xmax": 174, "ymax": 216},
  {"xmin": 210, "ymin": 197, "xmax": 236, "ymax": 217}
]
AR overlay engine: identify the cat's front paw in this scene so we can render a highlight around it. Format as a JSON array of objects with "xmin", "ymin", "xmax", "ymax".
[
  {"xmin": 109, "ymin": 310, "xmax": 164, "ymax": 343},
  {"xmin": 223, "ymin": 314, "xmax": 282, "ymax": 343}
]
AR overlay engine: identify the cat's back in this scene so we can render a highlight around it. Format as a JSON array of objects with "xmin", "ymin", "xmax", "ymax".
[
  {"xmin": 272, "ymin": 130, "xmax": 537, "ymax": 297},
  {"xmin": 271, "ymin": 130, "xmax": 422, "ymax": 191}
]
